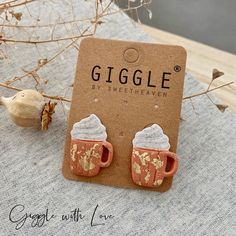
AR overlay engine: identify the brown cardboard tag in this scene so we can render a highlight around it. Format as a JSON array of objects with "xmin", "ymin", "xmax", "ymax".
[{"xmin": 63, "ymin": 38, "xmax": 186, "ymax": 192}]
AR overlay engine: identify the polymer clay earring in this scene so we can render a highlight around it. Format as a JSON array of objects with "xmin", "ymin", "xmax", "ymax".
[
  {"xmin": 70, "ymin": 114, "xmax": 113, "ymax": 177},
  {"xmin": 131, "ymin": 124, "xmax": 178, "ymax": 188}
]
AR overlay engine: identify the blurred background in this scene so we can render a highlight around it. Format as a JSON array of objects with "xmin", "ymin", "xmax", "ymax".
[{"xmin": 118, "ymin": 0, "xmax": 236, "ymax": 54}]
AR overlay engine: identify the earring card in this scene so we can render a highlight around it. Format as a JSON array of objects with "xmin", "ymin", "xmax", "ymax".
[{"xmin": 63, "ymin": 38, "xmax": 186, "ymax": 192}]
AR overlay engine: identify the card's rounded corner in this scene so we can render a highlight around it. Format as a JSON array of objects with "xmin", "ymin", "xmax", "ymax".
[
  {"xmin": 80, "ymin": 37, "xmax": 100, "ymax": 49},
  {"xmin": 155, "ymin": 177, "xmax": 174, "ymax": 192},
  {"xmin": 79, "ymin": 37, "xmax": 94, "ymax": 48},
  {"xmin": 175, "ymin": 45, "xmax": 187, "ymax": 58},
  {"xmin": 61, "ymin": 157, "xmax": 73, "ymax": 180}
]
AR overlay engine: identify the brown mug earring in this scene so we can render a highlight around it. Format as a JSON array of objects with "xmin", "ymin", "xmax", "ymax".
[
  {"xmin": 131, "ymin": 124, "xmax": 178, "ymax": 187},
  {"xmin": 70, "ymin": 114, "xmax": 113, "ymax": 177}
]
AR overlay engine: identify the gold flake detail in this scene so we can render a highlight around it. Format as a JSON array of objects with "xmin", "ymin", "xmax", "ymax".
[
  {"xmin": 133, "ymin": 150, "xmax": 150, "ymax": 166},
  {"xmin": 79, "ymin": 144, "xmax": 100, "ymax": 171},
  {"xmin": 151, "ymin": 158, "xmax": 164, "ymax": 170},
  {"xmin": 79, "ymin": 157, "xmax": 95, "ymax": 171},
  {"xmin": 70, "ymin": 144, "xmax": 77, "ymax": 162},
  {"xmin": 154, "ymin": 179, "xmax": 163, "ymax": 186},
  {"xmin": 133, "ymin": 162, "xmax": 141, "ymax": 174},
  {"xmin": 144, "ymin": 171, "xmax": 151, "ymax": 183}
]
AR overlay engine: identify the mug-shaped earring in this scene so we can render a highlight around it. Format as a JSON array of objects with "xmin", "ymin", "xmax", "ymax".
[
  {"xmin": 131, "ymin": 124, "xmax": 178, "ymax": 187},
  {"xmin": 70, "ymin": 114, "xmax": 113, "ymax": 177}
]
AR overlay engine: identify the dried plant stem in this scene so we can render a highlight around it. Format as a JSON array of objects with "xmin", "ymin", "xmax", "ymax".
[
  {"xmin": 0, "ymin": 0, "xmax": 153, "ymax": 106},
  {"xmin": 0, "ymin": 0, "xmax": 19, "ymax": 7},
  {"xmin": 0, "ymin": 82, "xmax": 21, "ymax": 92},
  {"xmin": 4, "ymin": 26, "xmax": 92, "ymax": 85},
  {"xmin": 0, "ymin": 0, "xmax": 18, "ymax": 5},
  {"xmin": 102, "ymin": 0, "xmax": 152, "ymax": 18},
  {"xmin": 41, "ymin": 94, "xmax": 71, "ymax": 103},
  {"xmin": 0, "ymin": 0, "xmax": 37, "ymax": 9},
  {"xmin": 0, "ymin": 1, "xmax": 135, "ymax": 29},
  {"xmin": 0, "ymin": 33, "xmax": 93, "ymax": 44},
  {"xmin": 0, "ymin": 1, "xmax": 151, "ymax": 33},
  {"xmin": 183, "ymin": 81, "xmax": 234, "ymax": 100},
  {"xmin": 0, "ymin": 18, "xmax": 91, "ymax": 28},
  {"xmin": 93, "ymin": 0, "xmax": 100, "ymax": 34},
  {"xmin": 0, "ymin": 82, "xmax": 71, "ymax": 102}
]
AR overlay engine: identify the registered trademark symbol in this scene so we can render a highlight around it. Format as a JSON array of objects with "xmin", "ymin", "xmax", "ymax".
[{"xmin": 174, "ymin": 65, "xmax": 181, "ymax": 72}]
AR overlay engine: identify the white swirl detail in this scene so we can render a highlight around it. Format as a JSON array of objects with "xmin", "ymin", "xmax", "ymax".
[
  {"xmin": 132, "ymin": 124, "xmax": 170, "ymax": 150},
  {"xmin": 71, "ymin": 114, "xmax": 107, "ymax": 141}
]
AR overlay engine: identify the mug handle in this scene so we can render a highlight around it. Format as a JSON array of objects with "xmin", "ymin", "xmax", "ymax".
[
  {"xmin": 100, "ymin": 141, "xmax": 113, "ymax": 167},
  {"xmin": 163, "ymin": 151, "xmax": 179, "ymax": 177}
]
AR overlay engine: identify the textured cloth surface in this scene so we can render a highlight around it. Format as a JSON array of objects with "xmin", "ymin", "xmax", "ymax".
[{"xmin": 0, "ymin": 1, "xmax": 236, "ymax": 236}]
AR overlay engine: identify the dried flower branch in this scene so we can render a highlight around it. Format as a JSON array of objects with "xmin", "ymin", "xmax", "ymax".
[
  {"xmin": 0, "ymin": 33, "xmax": 93, "ymax": 44},
  {"xmin": 0, "ymin": 0, "xmax": 154, "ymax": 130},
  {"xmin": 4, "ymin": 26, "xmax": 92, "ymax": 86},
  {"xmin": 183, "ymin": 69, "xmax": 234, "ymax": 112},
  {"xmin": 0, "ymin": 0, "xmax": 37, "ymax": 10},
  {"xmin": 0, "ymin": 0, "xmax": 152, "ymax": 104},
  {"xmin": 0, "ymin": 18, "xmax": 91, "ymax": 28},
  {"xmin": 183, "ymin": 82, "xmax": 234, "ymax": 100},
  {"xmin": 0, "ymin": 82, "xmax": 71, "ymax": 102}
]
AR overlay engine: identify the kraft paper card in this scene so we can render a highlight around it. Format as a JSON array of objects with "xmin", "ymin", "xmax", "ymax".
[{"xmin": 63, "ymin": 38, "xmax": 187, "ymax": 192}]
